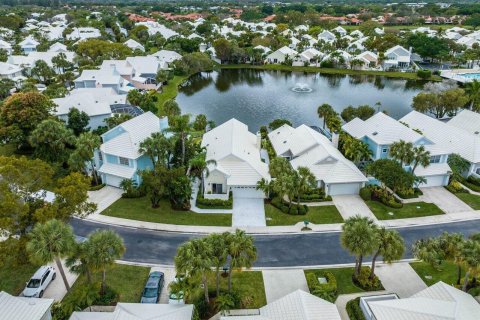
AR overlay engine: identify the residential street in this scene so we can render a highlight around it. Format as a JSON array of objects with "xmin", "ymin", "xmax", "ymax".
[{"xmin": 70, "ymin": 218, "xmax": 480, "ymax": 267}]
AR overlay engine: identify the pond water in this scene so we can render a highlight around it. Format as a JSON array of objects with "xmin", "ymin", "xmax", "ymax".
[{"xmin": 176, "ymin": 69, "xmax": 426, "ymax": 131}]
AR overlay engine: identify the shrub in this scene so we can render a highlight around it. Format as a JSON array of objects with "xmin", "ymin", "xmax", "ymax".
[
  {"xmin": 271, "ymin": 197, "xmax": 308, "ymax": 215},
  {"xmin": 93, "ymin": 285, "xmax": 119, "ymax": 305},
  {"xmin": 120, "ymin": 179, "xmax": 145, "ymax": 198},
  {"xmin": 416, "ymin": 69, "xmax": 432, "ymax": 79},
  {"xmin": 370, "ymin": 186, "xmax": 403, "ymax": 208},
  {"xmin": 467, "ymin": 175, "xmax": 480, "ymax": 187},
  {"xmin": 196, "ymin": 190, "xmax": 232, "ymax": 209},
  {"xmin": 359, "ymin": 187, "xmax": 372, "ymax": 201},
  {"xmin": 446, "ymin": 180, "xmax": 469, "ymax": 194},
  {"xmin": 460, "ymin": 176, "xmax": 480, "ymax": 192},
  {"xmin": 308, "ymin": 271, "xmax": 338, "ymax": 302},
  {"xmin": 299, "ymin": 189, "xmax": 332, "ymax": 202},
  {"xmin": 353, "ymin": 268, "xmax": 382, "ymax": 291},
  {"xmin": 346, "ymin": 297, "xmax": 366, "ymax": 320},
  {"xmin": 89, "ymin": 183, "xmax": 105, "ymax": 191}
]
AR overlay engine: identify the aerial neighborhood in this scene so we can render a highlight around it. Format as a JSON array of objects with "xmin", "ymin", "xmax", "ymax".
[{"xmin": 2, "ymin": 1, "xmax": 480, "ymax": 320}]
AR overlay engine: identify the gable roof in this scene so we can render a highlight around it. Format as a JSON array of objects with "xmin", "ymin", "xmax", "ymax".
[
  {"xmin": 385, "ymin": 45, "xmax": 410, "ymax": 57},
  {"xmin": 53, "ymin": 92, "xmax": 112, "ymax": 117},
  {"xmin": 400, "ymin": 111, "xmax": 480, "ymax": 163},
  {"xmin": 269, "ymin": 124, "xmax": 367, "ymax": 184},
  {"xmin": 202, "ymin": 118, "xmax": 269, "ymax": 186},
  {"xmin": 0, "ymin": 291, "xmax": 54, "ymax": 320},
  {"xmin": 447, "ymin": 109, "xmax": 480, "ymax": 136},
  {"xmin": 100, "ymin": 112, "xmax": 168, "ymax": 159}
]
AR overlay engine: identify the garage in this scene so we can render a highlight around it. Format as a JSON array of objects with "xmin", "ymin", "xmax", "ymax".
[
  {"xmin": 328, "ymin": 183, "xmax": 362, "ymax": 196},
  {"xmin": 232, "ymin": 186, "xmax": 265, "ymax": 199},
  {"xmin": 104, "ymin": 174, "xmax": 124, "ymax": 188},
  {"xmin": 419, "ymin": 175, "xmax": 448, "ymax": 187}
]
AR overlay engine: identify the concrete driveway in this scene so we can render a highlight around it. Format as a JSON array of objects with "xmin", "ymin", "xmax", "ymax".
[
  {"xmin": 87, "ymin": 186, "xmax": 123, "ymax": 216},
  {"xmin": 420, "ymin": 187, "xmax": 472, "ymax": 214},
  {"xmin": 43, "ymin": 260, "xmax": 79, "ymax": 301},
  {"xmin": 374, "ymin": 263, "xmax": 427, "ymax": 298},
  {"xmin": 232, "ymin": 190, "xmax": 266, "ymax": 227},
  {"xmin": 262, "ymin": 269, "xmax": 308, "ymax": 303},
  {"xmin": 150, "ymin": 266, "xmax": 176, "ymax": 304},
  {"xmin": 332, "ymin": 195, "xmax": 377, "ymax": 221}
]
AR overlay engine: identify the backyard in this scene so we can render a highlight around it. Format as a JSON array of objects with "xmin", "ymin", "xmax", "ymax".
[
  {"xmin": 366, "ymin": 201, "xmax": 444, "ymax": 220},
  {"xmin": 102, "ymin": 197, "xmax": 232, "ymax": 226},
  {"xmin": 265, "ymin": 204, "xmax": 343, "ymax": 226}
]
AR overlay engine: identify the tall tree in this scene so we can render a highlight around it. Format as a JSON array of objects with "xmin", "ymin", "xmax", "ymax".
[
  {"xmin": 369, "ymin": 227, "xmax": 405, "ymax": 279},
  {"xmin": 226, "ymin": 230, "xmax": 257, "ymax": 292},
  {"xmin": 69, "ymin": 132, "xmax": 101, "ymax": 185},
  {"xmin": 52, "ymin": 52, "xmax": 73, "ymax": 74},
  {"xmin": 166, "ymin": 114, "xmax": 192, "ymax": 166},
  {"xmin": 341, "ymin": 215, "xmax": 377, "ymax": 278},
  {"xmin": 67, "ymin": 107, "xmax": 90, "ymax": 136},
  {"xmin": 139, "ymin": 132, "xmax": 173, "ymax": 169},
  {"xmin": 317, "ymin": 103, "xmax": 334, "ymax": 129},
  {"xmin": 0, "ymin": 92, "xmax": 55, "ymax": 148},
  {"xmin": 163, "ymin": 100, "xmax": 181, "ymax": 125},
  {"xmin": 206, "ymin": 233, "xmax": 229, "ymax": 297},
  {"xmin": 292, "ymin": 166, "xmax": 316, "ymax": 212},
  {"xmin": 389, "ymin": 140, "xmax": 414, "ymax": 167},
  {"xmin": 188, "ymin": 151, "xmax": 216, "ymax": 195},
  {"xmin": 411, "ymin": 145, "xmax": 431, "ymax": 174},
  {"xmin": 87, "ymin": 229, "xmax": 125, "ymax": 294},
  {"xmin": 465, "ymin": 79, "xmax": 480, "ymax": 111},
  {"xmin": 27, "ymin": 219, "xmax": 75, "ymax": 292},
  {"xmin": 30, "ymin": 60, "xmax": 55, "ymax": 85},
  {"xmin": 29, "ymin": 119, "xmax": 75, "ymax": 163}
]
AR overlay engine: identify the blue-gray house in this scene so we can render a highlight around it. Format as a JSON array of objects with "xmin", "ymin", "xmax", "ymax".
[
  {"xmin": 343, "ymin": 112, "xmax": 451, "ymax": 187},
  {"xmin": 95, "ymin": 111, "xmax": 169, "ymax": 187}
]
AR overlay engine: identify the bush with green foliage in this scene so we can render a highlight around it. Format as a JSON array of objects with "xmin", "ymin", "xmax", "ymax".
[
  {"xmin": 445, "ymin": 180, "xmax": 469, "ymax": 194},
  {"xmin": 369, "ymin": 186, "xmax": 403, "ymax": 208},
  {"xmin": 416, "ymin": 69, "xmax": 432, "ymax": 79},
  {"xmin": 396, "ymin": 188, "xmax": 422, "ymax": 199},
  {"xmin": 359, "ymin": 187, "xmax": 372, "ymax": 201},
  {"xmin": 346, "ymin": 297, "xmax": 366, "ymax": 320},
  {"xmin": 271, "ymin": 197, "xmax": 308, "ymax": 215},
  {"xmin": 307, "ymin": 272, "xmax": 338, "ymax": 302},
  {"xmin": 353, "ymin": 268, "xmax": 383, "ymax": 291},
  {"xmin": 89, "ymin": 183, "xmax": 105, "ymax": 191},
  {"xmin": 196, "ymin": 191, "xmax": 233, "ymax": 209},
  {"xmin": 299, "ymin": 188, "xmax": 332, "ymax": 202},
  {"xmin": 459, "ymin": 176, "xmax": 480, "ymax": 192}
]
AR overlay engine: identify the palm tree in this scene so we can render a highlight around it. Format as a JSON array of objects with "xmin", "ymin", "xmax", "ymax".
[
  {"xmin": 326, "ymin": 112, "xmax": 342, "ymax": 134},
  {"xmin": 205, "ymin": 233, "xmax": 229, "ymax": 297},
  {"xmin": 139, "ymin": 132, "xmax": 172, "ymax": 169},
  {"xmin": 175, "ymin": 238, "xmax": 212, "ymax": 303},
  {"xmin": 411, "ymin": 145, "xmax": 431, "ymax": 174},
  {"xmin": 389, "ymin": 140, "xmax": 414, "ymax": 167},
  {"xmin": 216, "ymin": 294, "xmax": 236, "ymax": 315},
  {"xmin": 188, "ymin": 151, "xmax": 216, "ymax": 196},
  {"xmin": 256, "ymin": 178, "xmax": 273, "ymax": 199},
  {"xmin": 293, "ymin": 166, "xmax": 316, "ymax": 211},
  {"xmin": 439, "ymin": 232, "xmax": 465, "ymax": 285},
  {"xmin": 87, "ymin": 230, "xmax": 125, "ymax": 294},
  {"xmin": 69, "ymin": 132, "xmax": 101, "ymax": 185},
  {"xmin": 341, "ymin": 215, "xmax": 377, "ymax": 278},
  {"xmin": 166, "ymin": 114, "xmax": 192, "ymax": 166},
  {"xmin": 226, "ymin": 230, "xmax": 257, "ymax": 292},
  {"xmin": 66, "ymin": 241, "xmax": 94, "ymax": 283},
  {"xmin": 369, "ymin": 227, "xmax": 405, "ymax": 279},
  {"xmin": 465, "ymin": 79, "xmax": 480, "ymax": 111},
  {"xmin": 26, "ymin": 219, "xmax": 75, "ymax": 292},
  {"xmin": 317, "ymin": 103, "xmax": 334, "ymax": 129},
  {"xmin": 461, "ymin": 239, "xmax": 480, "ymax": 291}
]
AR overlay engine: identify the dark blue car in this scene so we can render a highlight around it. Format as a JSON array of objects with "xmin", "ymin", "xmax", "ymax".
[{"xmin": 141, "ymin": 271, "xmax": 164, "ymax": 303}]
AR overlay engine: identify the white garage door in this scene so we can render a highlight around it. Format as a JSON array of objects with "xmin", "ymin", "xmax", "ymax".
[
  {"xmin": 328, "ymin": 183, "xmax": 361, "ymax": 196},
  {"xmin": 232, "ymin": 187, "xmax": 265, "ymax": 199},
  {"xmin": 105, "ymin": 175, "xmax": 124, "ymax": 188},
  {"xmin": 420, "ymin": 175, "xmax": 447, "ymax": 187}
]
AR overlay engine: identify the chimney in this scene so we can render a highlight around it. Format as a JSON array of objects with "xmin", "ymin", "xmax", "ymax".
[
  {"xmin": 332, "ymin": 133, "xmax": 340, "ymax": 149},
  {"xmin": 256, "ymin": 132, "xmax": 262, "ymax": 150}
]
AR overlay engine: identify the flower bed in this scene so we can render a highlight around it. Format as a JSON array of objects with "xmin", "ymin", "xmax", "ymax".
[
  {"xmin": 299, "ymin": 188, "xmax": 332, "ymax": 202},
  {"xmin": 271, "ymin": 197, "xmax": 308, "ymax": 215},
  {"xmin": 361, "ymin": 186, "xmax": 402, "ymax": 208},
  {"xmin": 196, "ymin": 191, "xmax": 232, "ymax": 209},
  {"xmin": 306, "ymin": 271, "xmax": 337, "ymax": 302}
]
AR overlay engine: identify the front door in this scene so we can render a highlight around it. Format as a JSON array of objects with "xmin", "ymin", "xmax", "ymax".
[{"xmin": 212, "ymin": 183, "xmax": 223, "ymax": 194}]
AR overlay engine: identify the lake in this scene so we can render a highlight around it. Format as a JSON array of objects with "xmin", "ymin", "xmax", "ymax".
[{"xmin": 176, "ymin": 69, "xmax": 426, "ymax": 131}]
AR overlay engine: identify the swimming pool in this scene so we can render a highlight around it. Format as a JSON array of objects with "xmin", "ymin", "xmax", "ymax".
[{"xmin": 460, "ymin": 73, "xmax": 480, "ymax": 79}]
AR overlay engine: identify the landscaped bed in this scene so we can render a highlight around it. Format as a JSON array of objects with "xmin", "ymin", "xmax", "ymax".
[
  {"xmin": 366, "ymin": 200, "xmax": 444, "ymax": 220},
  {"xmin": 102, "ymin": 197, "xmax": 232, "ymax": 226},
  {"xmin": 265, "ymin": 204, "xmax": 343, "ymax": 226}
]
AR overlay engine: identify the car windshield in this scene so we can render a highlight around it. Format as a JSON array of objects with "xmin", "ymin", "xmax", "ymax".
[
  {"xmin": 143, "ymin": 288, "xmax": 157, "ymax": 298},
  {"xmin": 27, "ymin": 279, "xmax": 41, "ymax": 288}
]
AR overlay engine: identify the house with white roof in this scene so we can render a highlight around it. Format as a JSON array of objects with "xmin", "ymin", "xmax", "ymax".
[
  {"xmin": 265, "ymin": 46, "xmax": 298, "ymax": 64},
  {"xmin": 0, "ymin": 61, "xmax": 23, "ymax": 80},
  {"xmin": 66, "ymin": 27, "xmax": 101, "ymax": 41},
  {"xmin": 70, "ymin": 302, "xmax": 194, "ymax": 320},
  {"xmin": 269, "ymin": 124, "xmax": 367, "ymax": 195},
  {"xmin": 136, "ymin": 21, "xmax": 178, "ymax": 40},
  {"xmin": 318, "ymin": 30, "xmax": 336, "ymax": 43},
  {"xmin": 123, "ymin": 39, "xmax": 145, "ymax": 52},
  {"xmin": 40, "ymin": 26, "xmax": 65, "ymax": 41},
  {"xmin": 53, "ymin": 92, "xmax": 113, "ymax": 130},
  {"xmin": 19, "ymin": 35, "xmax": 39, "ymax": 53},
  {"xmin": 0, "ymin": 39, "xmax": 12, "ymax": 55},
  {"xmin": 343, "ymin": 112, "xmax": 451, "ymax": 187},
  {"xmin": 150, "ymin": 50, "xmax": 182, "ymax": 68},
  {"xmin": 253, "ymin": 45, "xmax": 271, "ymax": 55},
  {"xmin": 95, "ymin": 112, "xmax": 169, "ymax": 187},
  {"xmin": 352, "ymin": 51, "xmax": 378, "ymax": 70},
  {"xmin": 221, "ymin": 290, "xmax": 341, "ymax": 320},
  {"xmin": 201, "ymin": 118, "xmax": 270, "ymax": 199},
  {"xmin": 74, "ymin": 67, "xmax": 133, "ymax": 94},
  {"xmin": 0, "ymin": 291, "xmax": 54, "ymax": 320},
  {"xmin": 361, "ymin": 282, "xmax": 480, "ymax": 320},
  {"xmin": 350, "ymin": 30, "xmax": 364, "ymax": 38},
  {"xmin": 322, "ymin": 50, "xmax": 351, "ymax": 67},
  {"xmin": 333, "ymin": 26, "xmax": 347, "ymax": 37},
  {"xmin": 293, "ymin": 48, "xmax": 323, "ymax": 67},
  {"xmin": 48, "ymin": 42, "xmax": 68, "ymax": 53},
  {"xmin": 383, "ymin": 45, "xmax": 412, "ymax": 70}
]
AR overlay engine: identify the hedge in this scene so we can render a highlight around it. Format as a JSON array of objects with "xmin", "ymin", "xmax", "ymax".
[
  {"xmin": 359, "ymin": 187, "xmax": 371, "ymax": 201},
  {"xmin": 346, "ymin": 297, "xmax": 366, "ymax": 320},
  {"xmin": 396, "ymin": 188, "xmax": 423, "ymax": 199},
  {"xmin": 353, "ymin": 268, "xmax": 383, "ymax": 291},
  {"xmin": 416, "ymin": 69, "xmax": 432, "ymax": 79},
  {"xmin": 307, "ymin": 271, "xmax": 338, "ymax": 302},
  {"xmin": 196, "ymin": 191, "xmax": 233, "ymax": 209},
  {"xmin": 271, "ymin": 197, "xmax": 308, "ymax": 215},
  {"xmin": 89, "ymin": 183, "xmax": 105, "ymax": 191}
]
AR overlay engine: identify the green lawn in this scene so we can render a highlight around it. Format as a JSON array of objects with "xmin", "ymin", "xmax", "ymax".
[
  {"xmin": 305, "ymin": 267, "xmax": 370, "ymax": 295},
  {"xmin": 453, "ymin": 193, "xmax": 480, "ymax": 210},
  {"xmin": 156, "ymin": 75, "xmax": 188, "ymax": 112},
  {"xmin": 67, "ymin": 263, "xmax": 150, "ymax": 303},
  {"xmin": 102, "ymin": 197, "xmax": 232, "ymax": 226},
  {"xmin": 220, "ymin": 64, "xmax": 442, "ymax": 81},
  {"xmin": 265, "ymin": 204, "xmax": 343, "ymax": 226},
  {"xmin": 410, "ymin": 261, "xmax": 458, "ymax": 287},
  {"xmin": 366, "ymin": 200, "xmax": 444, "ymax": 220},
  {"xmin": 0, "ymin": 241, "xmax": 40, "ymax": 295},
  {"xmin": 207, "ymin": 271, "xmax": 266, "ymax": 308}
]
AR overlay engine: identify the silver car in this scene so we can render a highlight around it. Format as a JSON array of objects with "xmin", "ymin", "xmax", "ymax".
[{"xmin": 22, "ymin": 266, "xmax": 56, "ymax": 298}]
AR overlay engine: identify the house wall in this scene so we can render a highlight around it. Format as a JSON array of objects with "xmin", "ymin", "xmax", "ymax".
[
  {"xmin": 136, "ymin": 155, "xmax": 154, "ymax": 171},
  {"xmin": 204, "ymin": 170, "xmax": 228, "ymax": 194},
  {"xmin": 266, "ymin": 51, "xmax": 286, "ymax": 64}
]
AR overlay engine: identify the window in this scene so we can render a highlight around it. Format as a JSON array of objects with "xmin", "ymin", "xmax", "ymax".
[
  {"xmin": 382, "ymin": 148, "xmax": 388, "ymax": 153},
  {"xmin": 119, "ymin": 157, "xmax": 129, "ymax": 166},
  {"xmin": 430, "ymin": 155, "xmax": 441, "ymax": 164},
  {"xmin": 98, "ymin": 152, "xmax": 103, "ymax": 161}
]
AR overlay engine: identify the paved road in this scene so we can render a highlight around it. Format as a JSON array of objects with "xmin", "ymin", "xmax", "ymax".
[{"xmin": 71, "ymin": 218, "xmax": 480, "ymax": 267}]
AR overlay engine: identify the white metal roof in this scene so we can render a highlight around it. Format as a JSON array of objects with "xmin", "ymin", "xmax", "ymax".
[
  {"xmin": 202, "ymin": 118, "xmax": 270, "ymax": 186},
  {"xmin": 0, "ymin": 291, "xmax": 54, "ymax": 320},
  {"xmin": 0, "ymin": 61, "xmax": 22, "ymax": 75},
  {"xmin": 400, "ymin": 111, "xmax": 480, "ymax": 163},
  {"xmin": 150, "ymin": 50, "xmax": 182, "ymax": 63},
  {"xmin": 53, "ymin": 91, "xmax": 112, "ymax": 117},
  {"xmin": 447, "ymin": 109, "xmax": 480, "ymax": 136},
  {"xmin": 124, "ymin": 39, "xmax": 145, "ymax": 52}
]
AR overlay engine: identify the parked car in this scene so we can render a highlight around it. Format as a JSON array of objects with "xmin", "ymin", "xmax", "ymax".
[
  {"xmin": 141, "ymin": 271, "xmax": 164, "ymax": 303},
  {"xmin": 22, "ymin": 266, "xmax": 56, "ymax": 298}
]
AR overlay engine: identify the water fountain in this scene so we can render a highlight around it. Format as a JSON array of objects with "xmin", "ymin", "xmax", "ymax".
[{"xmin": 291, "ymin": 83, "xmax": 313, "ymax": 93}]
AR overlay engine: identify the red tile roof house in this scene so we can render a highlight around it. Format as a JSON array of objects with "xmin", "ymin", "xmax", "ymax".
[{"xmin": 126, "ymin": 13, "xmax": 155, "ymax": 22}]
